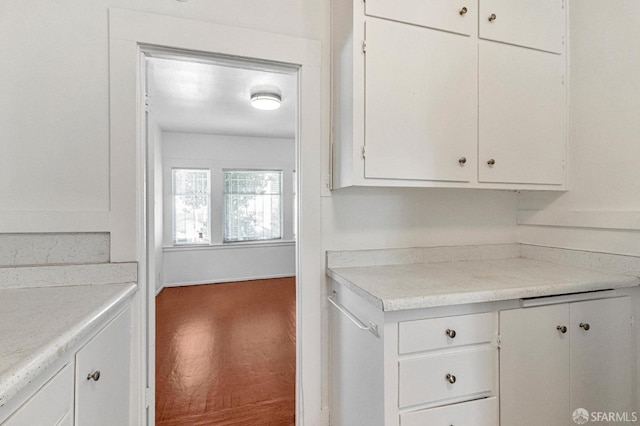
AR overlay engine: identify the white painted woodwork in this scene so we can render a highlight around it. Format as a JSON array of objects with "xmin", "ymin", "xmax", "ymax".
[
  {"xmin": 75, "ymin": 308, "xmax": 131, "ymax": 426},
  {"xmin": 500, "ymin": 297, "xmax": 635, "ymax": 425},
  {"xmin": 331, "ymin": 0, "xmax": 567, "ymax": 189},
  {"xmin": 478, "ymin": 42, "xmax": 566, "ymax": 185},
  {"xmin": 330, "ymin": 286, "xmax": 385, "ymax": 426},
  {"xmin": 400, "ymin": 396, "xmax": 498, "ymax": 426},
  {"xmin": 570, "ymin": 297, "xmax": 633, "ymax": 415},
  {"xmin": 398, "ymin": 348, "xmax": 496, "ymax": 407},
  {"xmin": 364, "ymin": 18, "xmax": 477, "ymax": 183},
  {"xmin": 399, "ymin": 312, "xmax": 495, "ymax": 354},
  {"xmin": 366, "ymin": 0, "xmax": 475, "ymax": 36},
  {"xmin": 479, "ymin": 0, "xmax": 565, "ymax": 53},
  {"xmin": 330, "ymin": 282, "xmax": 499, "ymax": 426},
  {"xmin": 499, "ymin": 304, "xmax": 570, "ymax": 426},
  {"xmin": 3, "ymin": 364, "xmax": 74, "ymax": 426}
]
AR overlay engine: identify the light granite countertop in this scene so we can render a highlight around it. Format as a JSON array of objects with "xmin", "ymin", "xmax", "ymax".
[
  {"xmin": 328, "ymin": 257, "xmax": 640, "ymax": 311},
  {"xmin": 0, "ymin": 282, "xmax": 137, "ymax": 408}
]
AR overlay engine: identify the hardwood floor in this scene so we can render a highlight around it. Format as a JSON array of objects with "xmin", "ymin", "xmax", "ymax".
[{"xmin": 156, "ymin": 278, "xmax": 296, "ymax": 426}]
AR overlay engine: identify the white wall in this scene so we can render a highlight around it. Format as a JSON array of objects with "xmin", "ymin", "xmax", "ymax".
[
  {"xmin": 517, "ymin": 0, "xmax": 640, "ymax": 256},
  {"xmin": 0, "ymin": 0, "xmax": 328, "ymax": 234},
  {"xmin": 322, "ymin": 188, "xmax": 519, "ymax": 250},
  {"xmin": 161, "ymin": 132, "xmax": 296, "ymax": 286}
]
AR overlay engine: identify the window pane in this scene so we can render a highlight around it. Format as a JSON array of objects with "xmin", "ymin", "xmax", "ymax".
[
  {"xmin": 173, "ymin": 169, "xmax": 210, "ymax": 244},
  {"xmin": 224, "ymin": 170, "xmax": 282, "ymax": 242}
]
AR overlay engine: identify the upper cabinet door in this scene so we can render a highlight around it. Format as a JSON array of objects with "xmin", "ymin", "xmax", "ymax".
[
  {"xmin": 478, "ymin": 42, "xmax": 566, "ymax": 185},
  {"xmin": 364, "ymin": 18, "xmax": 477, "ymax": 182},
  {"xmin": 366, "ymin": 0, "xmax": 475, "ymax": 36},
  {"xmin": 479, "ymin": 0, "xmax": 565, "ymax": 53}
]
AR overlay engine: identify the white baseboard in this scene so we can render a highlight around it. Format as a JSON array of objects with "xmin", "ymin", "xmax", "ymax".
[{"xmin": 162, "ymin": 273, "xmax": 295, "ymax": 289}]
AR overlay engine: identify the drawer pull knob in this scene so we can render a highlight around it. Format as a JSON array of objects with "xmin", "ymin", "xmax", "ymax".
[
  {"xmin": 445, "ymin": 328, "xmax": 457, "ymax": 338},
  {"xmin": 556, "ymin": 325, "xmax": 567, "ymax": 333},
  {"xmin": 458, "ymin": 157, "xmax": 467, "ymax": 165},
  {"xmin": 487, "ymin": 158, "xmax": 496, "ymax": 166},
  {"xmin": 488, "ymin": 13, "xmax": 497, "ymax": 22},
  {"xmin": 87, "ymin": 370, "xmax": 101, "ymax": 382},
  {"xmin": 580, "ymin": 322, "xmax": 590, "ymax": 331},
  {"xmin": 445, "ymin": 373, "xmax": 457, "ymax": 384},
  {"xmin": 459, "ymin": 7, "xmax": 468, "ymax": 16}
]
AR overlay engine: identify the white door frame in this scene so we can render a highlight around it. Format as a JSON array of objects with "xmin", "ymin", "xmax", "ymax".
[{"xmin": 108, "ymin": 9, "xmax": 324, "ymax": 425}]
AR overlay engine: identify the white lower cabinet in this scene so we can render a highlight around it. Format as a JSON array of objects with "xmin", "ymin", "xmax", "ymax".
[
  {"xmin": 500, "ymin": 297, "xmax": 634, "ymax": 426},
  {"xmin": 330, "ymin": 284, "xmax": 636, "ymax": 426},
  {"xmin": 75, "ymin": 306, "xmax": 131, "ymax": 426},
  {"xmin": 330, "ymin": 284, "xmax": 498, "ymax": 426},
  {"xmin": 3, "ymin": 364, "xmax": 74, "ymax": 426},
  {"xmin": 1, "ymin": 306, "xmax": 131, "ymax": 426}
]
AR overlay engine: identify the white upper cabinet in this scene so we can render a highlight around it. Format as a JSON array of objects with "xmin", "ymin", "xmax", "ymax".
[
  {"xmin": 478, "ymin": 42, "xmax": 566, "ymax": 185},
  {"xmin": 331, "ymin": 0, "xmax": 567, "ymax": 190},
  {"xmin": 366, "ymin": 0, "xmax": 476, "ymax": 36},
  {"xmin": 364, "ymin": 18, "xmax": 477, "ymax": 182},
  {"xmin": 479, "ymin": 0, "xmax": 566, "ymax": 53}
]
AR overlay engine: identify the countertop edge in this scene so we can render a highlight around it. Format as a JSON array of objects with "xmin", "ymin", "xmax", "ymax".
[
  {"xmin": 0, "ymin": 283, "xmax": 138, "ymax": 408},
  {"xmin": 327, "ymin": 261, "xmax": 640, "ymax": 312},
  {"xmin": 382, "ymin": 277, "xmax": 640, "ymax": 311}
]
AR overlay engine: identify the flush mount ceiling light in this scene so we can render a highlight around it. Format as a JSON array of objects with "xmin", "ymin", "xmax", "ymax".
[{"xmin": 250, "ymin": 93, "xmax": 281, "ymax": 110}]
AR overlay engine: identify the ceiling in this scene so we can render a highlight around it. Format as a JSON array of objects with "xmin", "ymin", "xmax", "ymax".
[{"xmin": 147, "ymin": 56, "xmax": 297, "ymax": 139}]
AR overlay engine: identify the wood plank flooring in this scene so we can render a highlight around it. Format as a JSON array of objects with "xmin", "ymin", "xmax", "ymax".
[{"xmin": 156, "ymin": 278, "xmax": 296, "ymax": 426}]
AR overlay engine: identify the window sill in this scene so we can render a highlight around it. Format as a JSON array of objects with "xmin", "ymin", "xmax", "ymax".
[{"xmin": 163, "ymin": 240, "xmax": 295, "ymax": 252}]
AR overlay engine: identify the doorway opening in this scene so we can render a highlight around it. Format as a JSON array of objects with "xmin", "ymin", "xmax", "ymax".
[{"xmin": 144, "ymin": 49, "xmax": 298, "ymax": 425}]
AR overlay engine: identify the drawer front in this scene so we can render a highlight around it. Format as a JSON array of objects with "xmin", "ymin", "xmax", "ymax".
[
  {"xmin": 399, "ymin": 348, "xmax": 495, "ymax": 408},
  {"xmin": 401, "ymin": 396, "xmax": 498, "ymax": 426},
  {"xmin": 399, "ymin": 312, "xmax": 495, "ymax": 354}
]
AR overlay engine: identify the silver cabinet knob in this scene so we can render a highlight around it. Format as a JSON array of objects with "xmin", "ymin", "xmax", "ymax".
[
  {"xmin": 487, "ymin": 159, "xmax": 495, "ymax": 166},
  {"xmin": 446, "ymin": 328, "xmax": 457, "ymax": 338},
  {"xmin": 459, "ymin": 7, "xmax": 468, "ymax": 15},
  {"xmin": 458, "ymin": 157, "xmax": 467, "ymax": 165},
  {"xmin": 580, "ymin": 323, "xmax": 590, "ymax": 331},
  {"xmin": 557, "ymin": 325, "xmax": 567, "ymax": 333},
  {"xmin": 445, "ymin": 373, "xmax": 457, "ymax": 384},
  {"xmin": 488, "ymin": 13, "xmax": 497, "ymax": 22},
  {"xmin": 87, "ymin": 370, "xmax": 101, "ymax": 381}
]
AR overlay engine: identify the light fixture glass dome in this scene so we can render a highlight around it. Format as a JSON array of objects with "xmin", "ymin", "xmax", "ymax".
[{"xmin": 250, "ymin": 93, "xmax": 281, "ymax": 110}]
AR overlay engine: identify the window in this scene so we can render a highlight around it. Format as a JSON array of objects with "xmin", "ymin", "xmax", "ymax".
[
  {"xmin": 224, "ymin": 170, "xmax": 282, "ymax": 242},
  {"xmin": 172, "ymin": 169, "xmax": 210, "ymax": 244}
]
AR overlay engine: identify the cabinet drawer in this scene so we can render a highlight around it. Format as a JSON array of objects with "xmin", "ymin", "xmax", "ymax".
[
  {"xmin": 366, "ymin": 0, "xmax": 475, "ymax": 36},
  {"xmin": 4, "ymin": 363, "xmax": 73, "ymax": 426},
  {"xmin": 401, "ymin": 396, "xmax": 498, "ymax": 426},
  {"xmin": 399, "ymin": 348, "xmax": 495, "ymax": 408},
  {"xmin": 399, "ymin": 312, "xmax": 495, "ymax": 354}
]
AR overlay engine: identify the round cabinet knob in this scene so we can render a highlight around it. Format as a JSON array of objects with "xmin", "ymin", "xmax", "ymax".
[
  {"xmin": 556, "ymin": 325, "xmax": 567, "ymax": 334},
  {"xmin": 487, "ymin": 159, "xmax": 496, "ymax": 166},
  {"xmin": 459, "ymin": 7, "xmax": 468, "ymax": 15},
  {"xmin": 446, "ymin": 328, "xmax": 457, "ymax": 338},
  {"xmin": 445, "ymin": 373, "xmax": 457, "ymax": 384},
  {"xmin": 87, "ymin": 370, "xmax": 101, "ymax": 382},
  {"xmin": 580, "ymin": 323, "xmax": 591, "ymax": 331},
  {"xmin": 488, "ymin": 13, "xmax": 497, "ymax": 22},
  {"xmin": 458, "ymin": 157, "xmax": 467, "ymax": 165}
]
